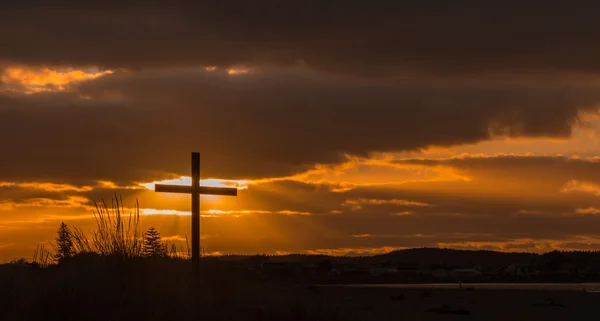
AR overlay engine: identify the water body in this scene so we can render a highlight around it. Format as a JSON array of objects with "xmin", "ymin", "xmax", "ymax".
[{"xmin": 329, "ymin": 283, "xmax": 600, "ymax": 292}]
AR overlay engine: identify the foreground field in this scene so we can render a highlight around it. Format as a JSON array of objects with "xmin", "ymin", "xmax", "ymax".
[
  {"xmin": 2, "ymin": 258, "xmax": 600, "ymax": 321},
  {"xmin": 307, "ymin": 286, "xmax": 600, "ymax": 321}
]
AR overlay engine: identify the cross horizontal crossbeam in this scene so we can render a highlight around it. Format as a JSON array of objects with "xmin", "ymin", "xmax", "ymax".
[
  {"xmin": 154, "ymin": 152, "xmax": 239, "ymax": 272},
  {"xmin": 155, "ymin": 184, "xmax": 238, "ymax": 196}
]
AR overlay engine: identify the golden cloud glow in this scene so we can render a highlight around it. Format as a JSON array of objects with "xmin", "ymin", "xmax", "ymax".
[
  {"xmin": 96, "ymin": 180, "xmax": 143, "ymax": 190},
  {"xmin": 394, "ymin": 211, "xmax": 416, "ymax": 216},
  {"xmin": 202, "ymin": 250, "xmax": 294, "ymax": 256},
  {"xmin": 140, "ymin": 177, "xmax": 250, "ymax": 191},
  {"xmin": 140, "ymin": 154, "xmax": 473, "ymax": 199},
  {"xmin": 1, "ymin": 65, "xmax": 112, "ymax": 93},
  {"xmin": 227, "ymin": 67, "xmax": 250, "ymax": 75},
  {"xmin": 246, "ymin": 155, "xmax": 472, "ymax": 192},
  {"xmin": 140, "ymin": 208, "xmax": 192, "ymax": 216},
  {"xmin": 201, "ymin": 65, "xmax": 250, "ymax": 75},
  {"xmin": 352, "ymin": 234, "xmax": 372, "ymax": 238},
  {"xmin": 137, "ymin": 208, "xmax": 310, "ymax": 217},
  {"xmin": 438, "ymin": 236, "xmax": 600, "ymax": 253},
  {"xmin": 305, "ymin": 246, "xmax": 406, "ymax": 256},
  {"xmin": 0, "ymin": 196, "xmax": 91, "ymax": 211},
  {"xmin": 561, "ymin": 180, "xmax": 600, "ymax": 196},
  {"xmin": 274, "ymin": 210, "xmax": 311, "ymax": 215},
  {"xmin": 203, "ymin": 209, "xmax": 268, "ymax": 216},
  {"xmin": 517, "ymin": 209, "xmax": 546, "ymax": 215},
  {"xmin": 357, "ymin": 198, "xmax": 430, "ymax": 207},
  {"xmin": 0, "ymin": 181, "xmax": 93, "ymax": 192},
  {"xmin": 575, "ymin": 207, "xmax": 600, "ymax": 215},
  {"xmin": 342, "ymin": 198, "xmax": 431, "ymax": 210}
]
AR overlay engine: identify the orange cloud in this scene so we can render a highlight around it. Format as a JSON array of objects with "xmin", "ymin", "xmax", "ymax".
[
  {"xmin": 275, "ymin": 210, "xmax": 311, "ymax": 216},
  {"xmin": 0, "ymin": 181, "xmax": 93, "ymax": 192},
  {"xmin": 140, "ymin": 154, "xmax": 473, "ymax": 197},
  {"xmin": 1, "ymin": 65, "xmax": 112, "ymax": 93},
  {"xmin": 575, "ymin": 207, "xmax": 600, "ymax": 215},
  {"xmin": 0, "ymin": 196, "xmax": 91, "ymax": 210},
  {"xmin": 137, "ymin": 208, "xmax": 310, "ymax": 217},
  {"xmin": 160, "ymin": 235, "xmax": 189, "ymax": 242},
  {"xmin": 227, "ymin": 66, "xmax": 250, "ymax": 75},
  {"xmin": 305, "ymin": 246, "xmax": 406, "ymax": 256},
  {"xmin": 358, "ymin": 198, "xmax": 430, "ymax": 207},
  {"xmin": 516, "ymin": 209, "xmax": 546, "ymax": 215},
  {"xmin": 439, "ymin": 236, "xmax": 600, "ymax": 253},
  {"xmin": 140, "ymin": 208, "xmax": 192, "ymax": 216},
  {"xmin": 96, "ymin": 180, "xmax": 143, "ymax": 190},
  {"xmin": 202, "ymin": 250, "xmax": 294, "ymax": 256},
  {"xmin": 394, "ymin": 211, "xmax": 416, "ymax": 216},
  {"xmin": 249, "ymin": 155, "xmax": 471, "ymax": 192},
  {"xmin": 342, "ymin": 198, "xmax": 431, "ymax": 210},
  {"xmin": 561, "ymin": 180, "xmax": 600, "ymax": 196}
]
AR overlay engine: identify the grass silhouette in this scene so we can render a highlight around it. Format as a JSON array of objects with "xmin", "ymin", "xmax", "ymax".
[
  {"xmin": 4, "ymin": 197, "xmax": 600, "ymax": 320},
  {"xmin": 0, "ymin": 196, "xmax": 351, "ymax": 321}
]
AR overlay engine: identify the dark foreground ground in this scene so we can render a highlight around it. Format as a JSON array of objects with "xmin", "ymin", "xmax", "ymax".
[
  {"xmin": 302, "ymin": 286, "xmax": 600, "ymax": 321},
  {"xmin": 1, "ymin": 259, "xmax": 599, "ymax": 321}
]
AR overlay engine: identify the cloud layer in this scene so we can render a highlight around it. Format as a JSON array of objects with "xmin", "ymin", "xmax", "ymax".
[
  {"xmin": 1, "ymin": 67, "xmax": 598, "ymax": 184},
  {"xmin": 3, "ymin": 1, "xmax": 600, "ymax": 76}
]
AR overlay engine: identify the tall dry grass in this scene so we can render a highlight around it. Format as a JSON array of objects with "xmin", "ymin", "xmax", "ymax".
[
  {"xmin": 69, "ymin": 196, "xmax": 142, "ymax": 258},
  {"xmin": 46, "ymin": 195, "xmax": 191, "ymax": 261}
]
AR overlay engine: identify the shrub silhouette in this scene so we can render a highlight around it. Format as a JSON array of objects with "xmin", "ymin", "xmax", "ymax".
[
  {"xmin": 54, "ymin": 222, "xmax": 75, "ymax": 262},
  {"xmin": 142, "ymin": 227, "xmax": 167, "ymax": 257}
]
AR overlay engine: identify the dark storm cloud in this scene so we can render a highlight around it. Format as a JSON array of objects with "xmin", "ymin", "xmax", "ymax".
[
  {"xmin": 3, "ymin": 1, "xmax": 600, "ymax": 76},
  {"xmin": 1, "ymin": 68, "xmax": 597, "ymax": 182}
]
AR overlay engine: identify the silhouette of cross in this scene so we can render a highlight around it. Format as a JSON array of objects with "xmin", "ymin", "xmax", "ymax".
[{"xmin": 154, "ymin": 152, "xmax": 237, "ymax": 271}]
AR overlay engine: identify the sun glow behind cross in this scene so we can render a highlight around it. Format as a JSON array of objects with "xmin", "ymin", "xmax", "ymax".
[
  {"xmin": 140, "ymin": 176, "xmax": 250, "ymax": 190},
  {"xmin": 140, "ymin": 176, "xmax": 249, "ymax": 201}
]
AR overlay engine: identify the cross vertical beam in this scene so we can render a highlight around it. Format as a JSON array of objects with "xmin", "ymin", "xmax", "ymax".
[
  {"xmin": 154, "ymin": 152, "xmax": 238, "ymax": 272},
  {"xmin": 191, "ymin": 152, "xmax": 200, "ymax": 271}
]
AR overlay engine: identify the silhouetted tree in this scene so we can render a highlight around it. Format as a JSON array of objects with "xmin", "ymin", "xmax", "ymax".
[
  {"xmin": 142, "ymin": 227, "xmax": 166, "ymax": 257},
  {"xmin": 55, "ymin": 222, "xmax": 74, "ymax": 261}
]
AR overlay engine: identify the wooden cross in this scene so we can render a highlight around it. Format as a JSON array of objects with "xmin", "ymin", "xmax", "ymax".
[{"xmin": 154, "ymin": 152, "xmax": 237, "ymax": 271}]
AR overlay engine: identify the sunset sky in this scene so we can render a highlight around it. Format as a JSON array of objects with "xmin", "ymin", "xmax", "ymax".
[{"xmin": 5, "ymin": 1, "xmax": 600, "ymax": 259}]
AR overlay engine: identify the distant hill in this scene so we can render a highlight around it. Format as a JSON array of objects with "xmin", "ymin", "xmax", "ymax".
[
  {"xmin": 211, "ymin": 248, "xmax": 600, "ymax": 269},
  {"xmin": 372, "ymin": 248, "xmax": 537, "ymax": 267}
]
